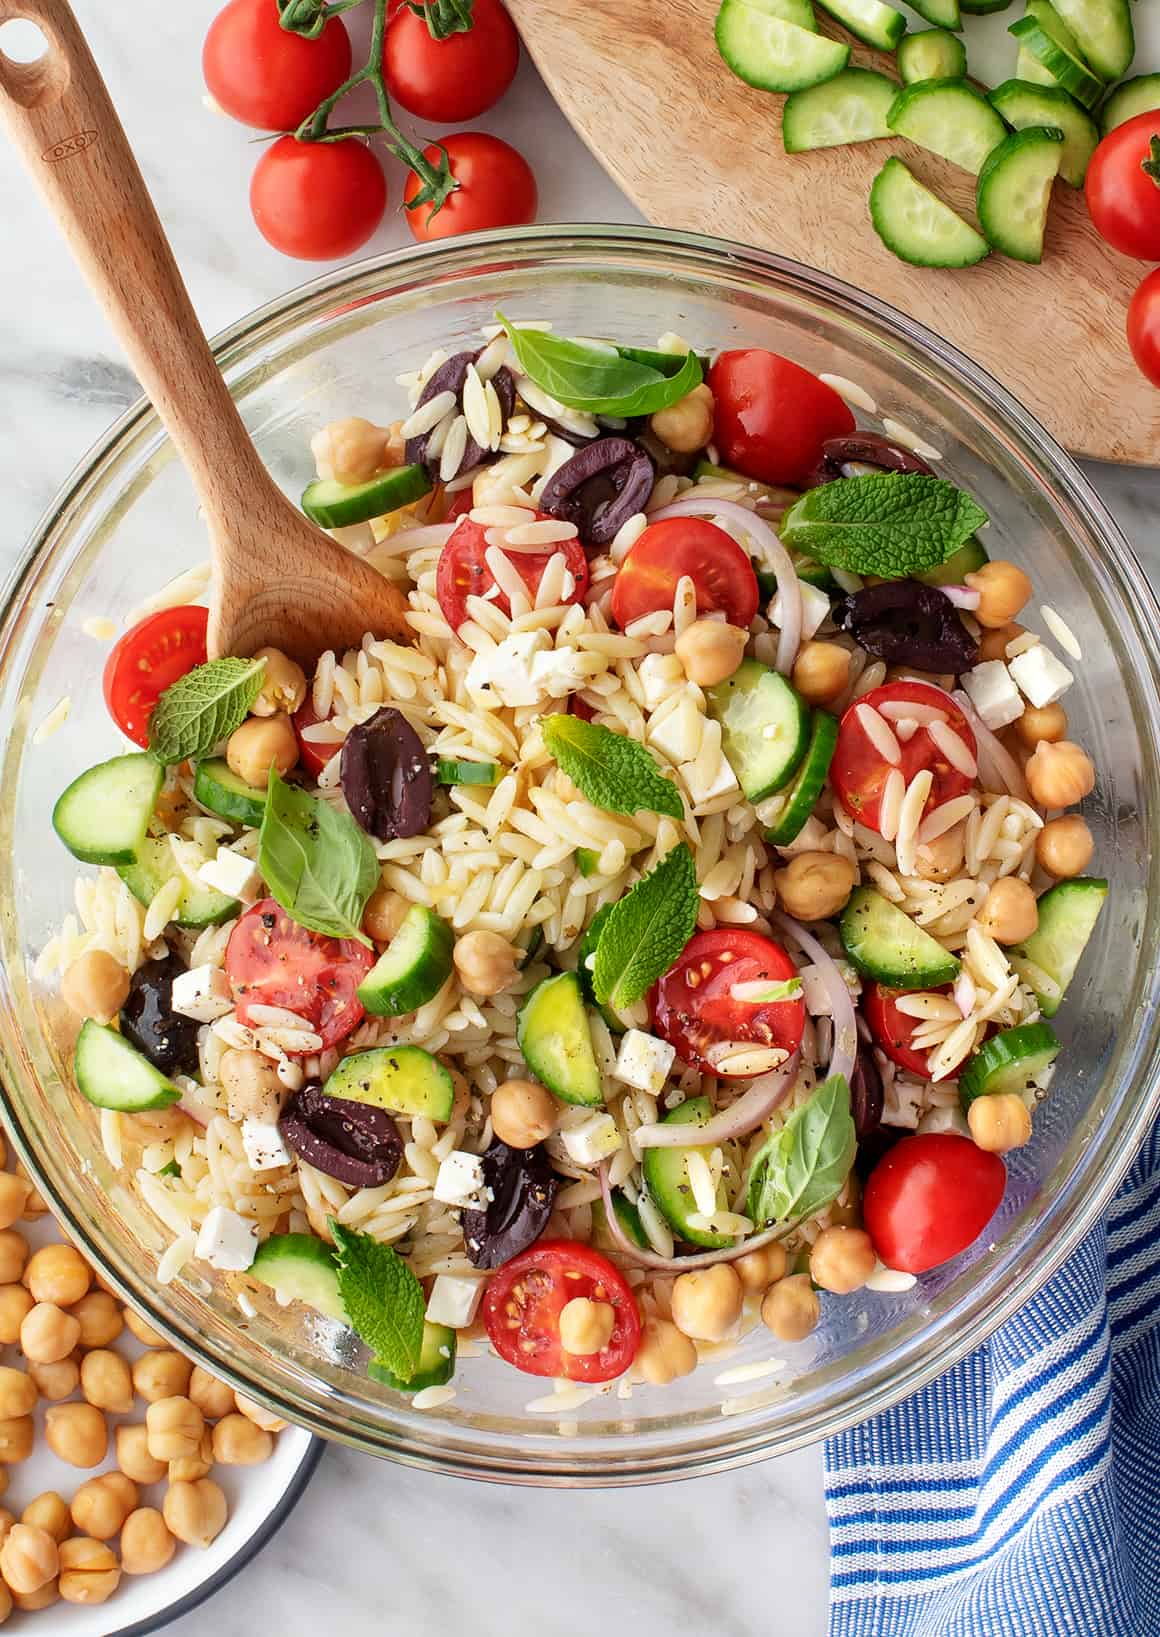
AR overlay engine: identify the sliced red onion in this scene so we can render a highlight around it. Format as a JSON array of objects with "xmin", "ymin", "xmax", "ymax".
[
  {"xmin": 597, "ymin": 1162, "xmax": 792, "ymax": 1272},
  {"xmin": 773, "ymin": 912, "xmax": 857, "ymax": 1088},
  {"xmin": 177, "ymin": 1090, "xmax": 211, "ymax": 1128},
  {"xmin": 649, "ymin": 497, "xmax": 802, "ymax": 674},
  {"xmin": 940, "ymin": 584, "xmax": 982, "ymax": 611},
  {"xmin": 952, "ymin": 689, "xmax": 1029, "ymax": 801},
  {"xmin": 633, "ymin": 1053, "xmax": 799, "ymax": 1151}
]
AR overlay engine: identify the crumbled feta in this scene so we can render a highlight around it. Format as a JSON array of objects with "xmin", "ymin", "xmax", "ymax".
[
  {"xmin": 241, "ymin": 1119, "xmax": 291, "ymax": 1173},
  {"xmin": 680, "ymin": 752, "xmax": 739, "ymax": 806},
  {"xmin": 559, "ymin": 1110, "xmax": 623, "ymax": 1167},
  {"xmin": 195, "ymin": 1205, "xmax": 258, "ymax": 1272},
  {"xmin": 771, "ymin": 579, "xmax": 831, "ymax": 642},
  {"xmin": 647, "ymin": 699, "xmax": 697, "ymax": 765},
  {"xmin": 882, "ymin": 1076, "xmax": 924, "ymax": 1130},
  {"xmin": 433, "ymin": 1150, "xmax": 487, "ymax": 1209},
  {"xmin": 529, "ymin": 645, "xmax": 590, "ymax": 698},
  {"xmin": 465, "ymin": 630, "xmax": 551, "ymax": 707},
  {"xmin": 638, "ymin": 653, "xmax": 682, "ymax": 712},
  {"xmin": 425, "ymin": 1273, "xmax": 486, "ymax": 1330},
  {"xmin": 962, "ymin": 660, "xmax": 1024, "ymax": 731},
  {"xmin": 170, "ymin": 963, "xmax": 234, "ymax": 1024},
  {"xmin": 198, "ymin": 847, "xmax": 260, "ymax": 903},
  {"xmin": 614, "ymin": 1029, "xmax": 676, "ymax": 1095},
  {"xmin": 1008, "ymin": 644, "xmax": 1073, "ymax": 709}
]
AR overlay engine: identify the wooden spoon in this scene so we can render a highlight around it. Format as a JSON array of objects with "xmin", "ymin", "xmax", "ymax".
[{"xmin": 0, "ymin": 0, "xmax": 412, "ymax": 665}]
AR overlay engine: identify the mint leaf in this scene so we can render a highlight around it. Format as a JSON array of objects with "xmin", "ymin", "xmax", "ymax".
[
  {"xmin": 543, "ymin": 715, "xmax": 682, "ymax": 820},
  {"xmin": 258, "ymin": 771, "xmax": 378, "ymax": 945},
  {"xmin": 497, "ymin": 315, "xmax": 702, "ymax": 416},
  {"xmin": 331, "ymin": 1223, "xmax": 425, "ymax": 1382},
  {"xmin": 147, "ymin": 657, "xmax": 266, "ymax": 765},
  {"xmin": 747, "ymin": 1075, "xmax": 857, "ymax": 1227},
  {"xmin": 592, "ymin": 843, "xmax": 698, "ymax": 1011},
  {"xmin": 780, "ymin": 474, "xmax": 988, "ymax": 579}
]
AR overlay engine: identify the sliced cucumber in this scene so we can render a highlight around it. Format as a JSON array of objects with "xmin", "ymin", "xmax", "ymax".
[
  {"xmin": 324, "ymin": 1045, "xmax": 455, "ymax": 1121},
  {"xmin": 977, "ymin": 127, "xmax": 1064, "ymax": 263},
  {"xmin": 357, "ymin": 905, "xmax": 453, "ymax": 1017},
  {"xmin": 1016, "ymin": 46, "xmax": 1060, "ymax": 89},
  {"xmin": 592, "ymin": 1190, "xmax": 649, "ymax": 1252},
  {"xmin": 907, "ymin": 0, "xmax": 960, "ymax": 26},
  {"xmin": 707, "ymin": 657, "xmax": 810, "ymax": 802},
  {"xmin": 958, "ymin": 1021, "xmax": 1061, "ymax": 1107},
  {"xmin": 897, "ymin": 29, "xmax": 967, "ymax": 84},
  {"xmin": 642, "ymin": 1097, "xmax": 735, "ymax": 1250},
  {"xmin": 783, "ymin": 68, "xmax": 898, "ymax": 153},
  {"xmin": 765, "ymin": 710, "xmax": 839, "ymax": 846},
  {"xmin": 987, "ymin": 80, "xmax": 1098, "ymax": 187},
  {"xmin": 1009, "ymin": 16, "xmax": 1103, "ymax": 110},
  {"xmin": 436, "ymin": 758, "xmax": 500, "ymax": 787},
  {"xmin": 517, "ymin": 971, "xmax": 603, "ymax": 1107},
  {"xmin": 814, "ymin": 0, "xmax": 905, "ymax": 51},
  {"xmin": 731, "ymin": 0, "xmax": 816, "ymax": 25},
  {"xmin": 841, "ymin": 886, "xmax": 961, "ymax": 988},
  {"xmin": 117, "ymin": 837, "xmax": 239, "ymax": 930},
  {"xmin": 870, "ymin": 157, "xmax": 991, "ymax": 269},
  {"xmin": 53, "ymin": 754, "xmax": 163, "ymax": 867},
  {"xmin": 1101, "ymin": 74, "xmax": 1160, "ymax": 135},
  {"xmin": 575, "ymin": 847, "xmax": 601, "ymax": 879},
  {"xmin": 193, "ymin": 757, "xmax": 268, "ymax": 827},
  {"xmin": 301, "ymin": 464, "xmax": 432, "ymax": 529},
  {"xmin": 793, "ymin": 557, "xmax": 839, "ymax": 594},
  {"xmin": 887, "ymin": 79, "xmax": 1007, "ymax": 174},
  {"xmin": 960, "ymin": 0, "xmax": 1012, "ymax": 10},
  {"xmin": 74, "ymin": 1019, "xmax": 181, "ymax": 1113},
  {"xmin": 248, "ymin": 1233, "xmax": 346, "ymax": 1323},
  {"xmin": 1049, "ymin": 0, "xmax": 1133, "ymax": 83},
  {"xmin": 715, "ymin": 0, "xmax": 849, "ymax": 94},
  {"xmin": 1010, "ymin": 878, "xmax": 1107, "ymax": 1018},
  {"xmin": 368, "ymin": 1321, "xmax": 456, "ymax": 1392},
  {"xmin": 919, "ymin": 536, "xmax": 989, "ymax": 587}
]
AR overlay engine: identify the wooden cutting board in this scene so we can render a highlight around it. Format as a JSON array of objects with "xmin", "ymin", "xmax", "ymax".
[{"xmin": 507, "ymin": 0, "xmax": 1159, "ymax": 465}]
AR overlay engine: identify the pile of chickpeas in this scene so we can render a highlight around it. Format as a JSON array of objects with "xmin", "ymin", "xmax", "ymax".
[{"xmin": 0, "ymin": 1139, "xmax": 284, "ymax": 1618}]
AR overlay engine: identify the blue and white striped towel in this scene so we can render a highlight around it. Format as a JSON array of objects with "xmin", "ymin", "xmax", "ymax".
[{"xmin": 824, "ymin": 1118, "xmax": 1160, "ymax": 1637}]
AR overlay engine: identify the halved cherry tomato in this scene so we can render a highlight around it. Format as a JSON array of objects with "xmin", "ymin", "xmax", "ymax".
[
  {"xmin": 1128, "ymin": 267, "xmax": 1160, "ymax": 389},
  {"xmin": 482, "ymin": 1240, "xmax": 640, "ymax": 1382},
  {"xmin": 445, "ymin": 487, "xmax": 476, "ymax": 521},
  {"xmin": 384, "ymin": 0, "xmax": 519, "ymax": 123},
  {"xmin": 292, "ymin": 697, "xmax": 334, "ymax": 780},
  {"xmin": 102, "ymin": 605, "xmax": 209, "ymax": 747},
  {"xmin": 651, "ymin": 929, "xmax": 805, "ymax": 1078},
  {"xmin": 225, "ymin": 899, "xmax": 374, "ymax": 1050},
  {"xmin": 862, "ymin": 1133, "xmax": 1006, "ymax": 1274},
  {"xmin": 832, "ymin": 681, "xmax": 975, "ymax": 835},
  {"xmin": 203, "ymin": 0, "xmax": 352, "ymax": 132},
  {"xmin": 708, "ymin": 349, "xmax": 855, "ymax": 487},
  {"xmin": 863, "ymin": 982, "xmax": 947, "ymax": 1080},
  {"xmin": 1084, "ymin": 112, "xmax": 1160, "ymax": 262},
  {"xmin": 609, "ymin": 518, "xmax": 758, "ymax": 630},
  {"xmin": 404, "ymin": 133, "xmax": 537, "ymax": 243},
  {"xmin": 435, "ymin": 516, "xmax": 589, "ymax": 632}
]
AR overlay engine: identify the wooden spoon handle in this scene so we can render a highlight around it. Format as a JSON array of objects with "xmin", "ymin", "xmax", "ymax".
[{"xmin": 0, "ymin": 0, "xmax": 266, "ymax": 500}]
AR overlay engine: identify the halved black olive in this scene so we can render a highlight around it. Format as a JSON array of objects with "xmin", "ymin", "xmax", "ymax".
[
  {"xmin": 809, "ymin": 433, "xmax": 933, "ymax": 487},
  {"xmin": 405, "ymin": 349, "xmax": 515, "ymax": 480},
  {"xmin": 539, "ymin": 437, "xmax": 656, "ymax": 547},
  {"xmin": 340, "ymin": 706, "xmax": 433, "ymax": 842},
  {"xmin": 119, "ymin": 955, "xmax": 200, "ymax": 1076},
  {"xmin": 280, "ymin": 1086, "xmax": 403, "ymax": 1189},
  {"xmin": 850, "ymin": 1043, "xmax": 885, "ymax": 1143},
  {"xmin": 833, "ymin": 580, "xmax": 978, "ymax": 675},
  {"xmin": 462, "ymin": 1139, "xmax": 560, "ymax": 1269}
]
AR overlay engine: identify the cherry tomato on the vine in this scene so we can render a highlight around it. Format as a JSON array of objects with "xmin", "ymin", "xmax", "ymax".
[
  {"xmin": 404, "ymin": 133, "xmax": 537, "ymax": 243},
  {"xmin": 707, "ymin": 349, "xmax": 855, "ymax": 487},
  {"xmin": 862, "ymin": 1133, "xmax": 1006, "ymax": 1274},
  {"xmin": 482, "ymin": 1241, "xmax": 640, "ymax": 1382},
  {"xmin": 102, "ymin": 606, "xmax": 209, "ymax": 747},
  {"xmin": 1128, "ymin": 267, "xmax": 1160, "ymax": 389},
  {"xmin": 250, "ymin": 135, "xmax": 387, "ymax": 261},
  {"xmin": 385, "ymin": 0, "xmax": 519, "ymax": 123},
  {"xmin": 1084, "ymin": 112, "xmax": 1160, "ymax": 262},
  {"xmin": 203, "ymin": 0, "xmax": 353, "ymax": 132}
]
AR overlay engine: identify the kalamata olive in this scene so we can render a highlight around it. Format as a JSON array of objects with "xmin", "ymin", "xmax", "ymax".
[
  {"xmin": 340, "ymin": 705, "xmax": 432, "ymax": 841},
  {"xmin": 850, "ymin": 1044, "xmax": 884, "ymax": 1142},
  {"xmin": 462, "ymin": 1139, "xmax": 560, "ymax": 1269},
  {"xmin": 280, "ymin": 1085, "xmax": 402, "ymax": 1189},
  {"xmin": 119, "ymin": 955, "xmax": 200, "ymax": 1076},
  {"xmin": 808, "ymin": 433, "xmax": 933, "ymax": 487},
  {"xmin": 405, "ymin": 350, "xmax": 516, "ymax": 479},
  {"xmin": 635, "ymin": 427, "xmax": 699, "ymax": 479},
  {"xmin": 855, "ymin": 1124, "xmax": 903, "ymax": 1183},
  {"xmin": 833, "ymin": 580, "xmax": 978, "ymax": 674},
  {"xmin": 539, "ymin": 437, "xmax": 656, "ymax": 547}
]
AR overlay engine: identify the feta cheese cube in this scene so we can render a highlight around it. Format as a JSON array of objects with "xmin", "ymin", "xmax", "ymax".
[
  {"xmin": 241, "ymin": 1118, "xmax": 291, "ymax": 1173},
  {"xmin": 425, "ymin": 1273, "xmax": 486, "ymax": 1330},
  {"xmin": 198, "ymin": 847, "xmax": 260, "ymax": 903},
  {"xmin": 882, "ymin": 1075, "xmax": 924, "ymax": 1130},
  {"xmin": 614, "ymin": 1029, "xmax": 676, "ymax": 1095},
  {"xmin": 638, "ymin": 653, "xmax": 683, "ymax": 712},
  {"xmin": 771, "ymin": 579, "xmax": 831, "ymax": 642},
  {"xmin": 646, "ymin": 693, "xmax": 699, "ymax": 766},
  {"xmin": 559, "ymin": 1110, "xmax": 623, "ymax": 1167},
  {"xmin": 170, "ymin": 963, "xmax": 234, "ymax": 1024},
  {"xmin": 1008, "ymin": 644, "xmax": 1073, "ymax": 709},
  {"xmin": 465, "ymin": 630, "xmax": 551, "ymax": 707},
  {"xmin": 680, "ymin": 752, "xmax": 739, "ymax": 806},
  {"xmin": 962, "ymin": 660, "xmax": 1024, "ymax": 731},
  {"xmin": 195, "ymin": 1205, "xmax": 258, "ymax": 1272},
  {"xmin": 433, "ymin": 1150, "xmax": 487, "ymax": 1209},
  {"xmin": 529, "ymin": 644, "xmax": 589, "ymax": 699}
]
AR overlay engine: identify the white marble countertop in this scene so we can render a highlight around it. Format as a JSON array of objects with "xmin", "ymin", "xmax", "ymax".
[{"xmin": 1, "ymin": 4, "xmax": 1157, "ymax": 1633}]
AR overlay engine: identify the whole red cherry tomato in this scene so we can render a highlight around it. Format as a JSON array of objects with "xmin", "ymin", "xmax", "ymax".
[
  {"xmin": 863, "ymin": 1133, "xmax": 1006, "ymax": 1274},
  {"xmin": 1128, "ymin": 267, "xmax": 1160, "ymax": 389},
  {"xmin": 203, "ymin": 0, "xmax": 352, "ymax": 131},
  {"xmin": 1085, "ymin": 112, "xmax": 1160, "ymax": 261},
  {"xmin": 250, "ymin": 136, "xmax": 386, "ymax": 261},
  {"xmin": 404, "ymin": 134, "xmax": 537, "ymax": 243},
  {"xmin": 385, "ymin": 0, "xmax": 519, "ymax": 123},
  {"xmin": 708, "ymin": 349, "xmax": 855, "ymax": 487}
]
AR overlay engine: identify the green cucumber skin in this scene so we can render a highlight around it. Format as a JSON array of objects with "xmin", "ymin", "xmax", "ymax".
[
  {"xmin": 436, "ymin": 759, "xmax": 501, "ymax": 787},
  {"xmin": 1049, "ymin": 0, "xmax": 1133, "ymax": 83},
  {"xmin": 368, "ymin": 1322, "xmax": 456, "ymax": 1392},
  {"xmin": 919, "ymin": 537, "xmax": 988, "ymax": 587},
  {"xmin": 53, "ymin": 754, "xmax": 163, "ymax": 867},
  {"xmin": 248, "ymin": 1234, "xmax": 347, "ymax": 1323},
  {"xmin": 357, "ymin": 906, "xmax": 454, "ymax": 1017},
  {"xmin": 897, "ymin": 30, "xmax": 967, "ymax": 84},
  {"xmin": 1011, "ymin": 878, "xmax": 1107, "ymax": 1018},
  {"xmin": 642, "ymin": 1097, "xmax": 734, "ymax": 1250},
  {"xmin": 301, "ymin": 464, "xmax": 432, "ymax": 529},
  {"xmin": 870, "ymin": 157, "xmax": 991, "ymax": 269},
  {"xmin": 323, "ymin": 1045, "xmax": 455, "ymax": 1121},
  {"xmin": 593, "ymin": 1192, "xmax": 649, "ymax": 1251},
  {"xmin": 782, "ymin": 68, "xmax": 898, "ymax": 154},
  {"xmin": 193, "ymin": 758, "xmax": 268, "ymax": 826},
  {"xmin": 517, "ymin": 971, "xmax": 603, "ymax": 1107},
  {"xmin": 987, "ymin": 81, "xmax": 1097, "ymax": 188},
  {"xmin": 766, "ymin": 710, "xmax": 839, "ymax": 846},
  {"xmin": 907, "ymin": 0, "xmax": 961, "ymax": 26},
  {"xmin": 74, "ymin": 1020, "xmax": 181, "ymax": 1113},
  {"xmin": 976, "ymin": 127, "xmax": 1064, "ymax": 264},
  {"xmin": 958, "ymin": 1022, "xmax": 1061, "ymax": 1107},
  {"xmin": 840, "ymin": 886, "xmax": 961, "ymax": 989},
  {"xmin": 1101, "ymin": 75, "xmax": 1160, "ymax": 135},
  {"xmin": 887, "ymin": 79, "xmax": 1008, "ymax": 176},
  {"xmin": 959, "ymin": 0, "xmax": 1012, "ymax": 10},
  {"xmin": 117, "ymin": 837, "xmax": 239, "ymax": 930},
  {"xmin": 715, "ymin": 0, "xmax": 850, "ymax": 95},
  {"xmin": 1008, "ymin": 18, "xmax": 1103, "ymax": 110},
  {"xmin": 813, "ymin": 0, "xmax": 905, "ymax": 52}
]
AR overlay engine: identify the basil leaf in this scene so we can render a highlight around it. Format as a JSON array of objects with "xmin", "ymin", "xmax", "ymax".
[
  {"xmin": 147, "ymin": 658, "xmax": 266, "ymax": 766},
  {"xmin": 592, "ymin": 844, "xmax": 699, "ymax": 1011},
  {"xmin": 543, "ymin": 714, "xmax": 683, "ymax": 820},
  {"xmin": 258, "ymin": 770, "xmax": 378, "ymax": 946},
  {"xmin": 747, "ymin": 1075, "xmax": 857, "ymax": 1227},
  {"xmin": 331, "ymin": 1222, "xmax": 424, "ymax": 1382},
  {"xmin": 497, "ymin": 314, "xmax": 703, "ymax": 416},
  {"xmin": 780, "ymin": 474, "xmax": 989, "ymax": 580}
]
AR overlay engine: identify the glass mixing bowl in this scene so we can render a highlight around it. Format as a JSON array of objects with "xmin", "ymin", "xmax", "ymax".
[{"xmin": 2, "ymin": 226, "xmax": 1159, "ymax": 1485}]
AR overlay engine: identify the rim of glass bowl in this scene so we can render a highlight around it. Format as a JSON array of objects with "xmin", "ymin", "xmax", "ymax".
[{"xmin": 2, "ymin": 225, "xmax": 1160, "ymax": 1486}]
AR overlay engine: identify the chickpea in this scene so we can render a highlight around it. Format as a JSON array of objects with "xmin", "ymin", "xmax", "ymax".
[
  {"xmin": 133, "ymin": 1349, "xmax": 193, "ymax": 1405},
  {"xmin": 25, "ymin": 1243, "xmax": 90, "ymax": 1308},
  {"xmin": 0, "ymin": 1525, "xmax": 58, "ymax": 1595},
  {"xmin": 558, "ymin": 1298, "xmax": 616, "ymax": 1357},
  {"xmin": 0, "ymin": 1177, "xmax": 29, "ymax": 1234},
  {"xmin": 20, "ymin": 1180, "xmax": 49, "ymax": 1223},
  {"xmin": 363, "ymin": 884, "xmax": 409, "ymax": 945},
  {"xmin": 58, "ymin": 1536, "xmax": 120, "ymax": 1606},
  {"xmin": 969, "ymin": 1092, "xmax": 1033, "ymax": 1153},
  {"xmin": 311, "ymin": 416, "xmax": 395, "ymax": 486},
  {"xmin": 59, "ymin": 949, "xmax": 130, "ymax": 1025},
  {"xmin": 116, "ymin": 1425, "xmax": 167, "ymax": 1486},
  {"xmin": 670, "ymin": 1263, "xmax": 743, "ymax": 1343},
  {"xmin": 490, "ymin": 1079, "xmax": 557, "ymax": 1148},
  {"xmin": 774, "ymin": 851, "xmax": 858, "ymax": 922},
  {"xmin": 250, "ymin": 646, "xmax": 307, "ymax": 718},
  {"xmin": 220, "ymin": 1048, "xmax": 284, "ymax": 1125},
  {"xmin": 0, "ymin": 1232, "xmax": 26, "ymax": 1287},
  {"xmin": 20, "ymin": 1494, "xmax": 70, "ymax": 1545},
  {"xmin": 977, "ymin": 877, "xmax": 1039, "ymax": 945},
  {"xmin": 170, "ymin": 1428, "xmax": 215, "ymax": 1483},
  {"xmin": 453, "ymin": 930, "xmax": 521, "ymax": 998},
  {"xmin": 28, "ymin": 1357, "xmax": 79, "ymax": 1402},
  {"xmin": 649, "ymin": 381, "xmax": 715, "ymax": 454},
  {"xmin": 20, "ymin": 1302, "xmax": 81, "ymax": 1364},
  {"xmin": 212, "ymin": 1412, "xmax": 273, "ymax": 1466},
  {"xmin": 164, "ymin": 1479, "xmax": 228, "ymax": 1549},
  {"xmin": 71, "ymin": 1474, "xmax": 138, "ymax": 1541},
  {"xmin": 1036, "ymin": 814, "xmax": 1094, "ymax": 879},
  {"xmin": 733, "ymin": 1242, "xmax": 788, "ymax": 1295},
  {"xmin": 72, "ymin": 1290, "xmax": 124, "ymax": 1349},
  {"xmin": 189, "ymin": 1365, "xmax": 237, "ymax": 1422},
  {"xmin": 0, "ymin": 1508, "xmax": 12, "ymax": 1547},
  {"xmin": 0, "ymin": 1584, "xmax": 9, "ymax": 1624},
  {"xmin": 225, "ymin": 714, "xmax": 298, "ymax": 790},
  {"xmin": 792, "ymin": 640, "xmax": 851, "ymax": 708},
  {"xmin": 809, "ymin": 1226, "xmax": 877, "ymax": 1294},
  {"xmin": 0, "ymin": 1285, "xmax": 32, "ymax": 1344},
  {"xmin": 635, "ymin": 1316, "xmax": 698, "ymax": 1386},
  {"xmin": 12, "ymin": 1581, "xmax": 59, "ymax": 1612},
  {"xmin": 965, "ymin": 560, "xmax": 1032, "ymax": 628},
  {"xmin": 234, "ymin": 1394, "xmax": 287, "ymax": 1433},
  {"xmin": 0, "ymin": 1418, "xmax": 33, "ymax": 1463},
  {"xmin": 81, "ymin": 1349, "xmax": 134, "ymax": 1414},
  {"xmin": 1014, "ymin": 701, "xmax": 1067, "ymax": 749},
  {"xmin": 146, "ymin": 1396, "xmax": 204, "ymax": 1464},
  {"xmin": 120, "ymin": 1508, "xmax": 176, "ymax": 1576},
  {"xmin": 45, "ymin": 1402, "xmax": 107, "ymax": 1469},
  {"xmin": 0, "ymin": 1369, "xmax": 36, "ymax": 1422},
  {"xmin": 124, "ymin": 1308, "xmax": 166, "ymax": 1348},
  {"xmin": 1026, "ymin": 740, "xmax": 1095, "ymax": 810},
  {"xmin": 916, "ymin": 820, "xmax": 966, "ymax": 883},
  {"xmin": 761, "ymin": 1273, "xmax": 821, "ymax": 1342},
  {"xmin": 977, "ymin": 622, "xmax": 1024, "ymax": 663},
  {"xmin": 674, "ymin": 620, "xmax": 748, "ymax": 688}
]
